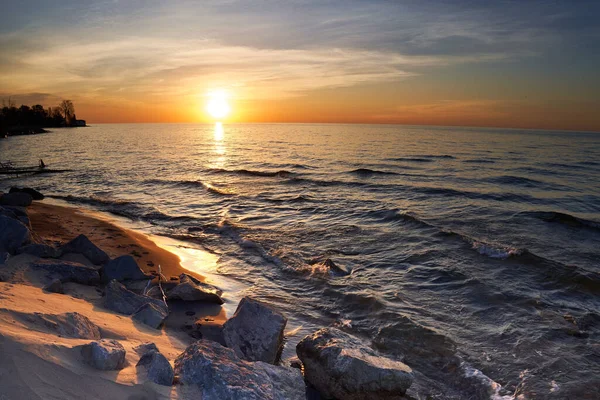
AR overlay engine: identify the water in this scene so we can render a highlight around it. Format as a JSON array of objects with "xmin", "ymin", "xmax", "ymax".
[{"xmin": 2, "ymin": 123, "xmax": 600, "ymax": 399}]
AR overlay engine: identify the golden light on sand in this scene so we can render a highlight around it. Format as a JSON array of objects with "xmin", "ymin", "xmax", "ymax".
[{"xmin": 206, "ymin": 90, "xmax": 231, "ymax": 120}]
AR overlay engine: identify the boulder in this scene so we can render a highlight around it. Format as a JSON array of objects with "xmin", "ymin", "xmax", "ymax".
[
  {"xmin": 166, "ymin": 274, "xmax": 223, "ymax": 304},
  {"xmin": 81, "ymin": 339, "xmax": 126, "ymax": 370},
  {"xmin": 60, "ymin": 252, "xmax": 95, "ymax": 267},
  {"xmin": 103, "ymin": 280, "xmax": 166, "ymax": 315},
  {"xmin": 0, "ymin": 192, "xmax": 33, "ymax": 207},
  {"xmin": 0, "ymin": 215, "xmax": 31, "ymax": 254},
  {"xmin": 296, "ymin": 328, "xmax": 414, "ymax": 399},
  {"xmin": 2, "ymin": 206, "xmax": 30, "ymax": 226},
  {"xmin": 134, "ymin": 342, "xmax": 159, "ymax": 356},
  {"xmin": 0, "ymin": 251, "xmax": 8, "ymax": 265},
  {"xmin": 17, "ymin": 243, "xmax": 61, "ymax": 258},
  {"xmin": 174, "ymin": 340, "xmax": 305, "ymax": 400},
  {"xmin": 32, "ymin": 312, "xmax": 101, "ymax": 339},
  {"xmin": 31, "ymin": 259, "xmax": 100, "ymax": 285},
  {"xmin": 9, "ymin": 187, "xmax": 44, "ymax": 200},
  {"xmin": 132, "ymin": 302, "xmax": 168, "ymax": 329},
  {"xmin": 61, "ymin": 234, "xmax": 110, "ymax": 265},
  {"xmin": 137, "ymin": 350, "xmax": 174, "ymax": 386},
  {"xmin": 43, "ymin": 278, "xmax": 64, "ymax": 293},
  {"xmin": 223, "ymin": 297, "xmax": 287, "ymax": 364},
  {"xmin": 102, "ymin": 255, "xmax": 152, "ymax": 282}
]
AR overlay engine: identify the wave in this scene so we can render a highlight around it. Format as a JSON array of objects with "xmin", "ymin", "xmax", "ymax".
[
  {"xmin": 144, "ymin": 179, "xmax": 236, "ymax": 196},
  {"xmin": 414, "ymin": 186, "xmax": 538, "ymax": 203},
  {"xmin": 261, "ymin": 194, "xmax": 313, "ymax": 204},
  {"xmin": 415, "ymin": 154, "xmax": 456, "ymax": 159},
  {"xmin": 48, "ymin": 194, "xmax": 197, "ymax": 224},
  {"xmin": 366, "ymin": 209, "xmax": 435, "ymax": 228},
  {"xmin": 519, "ymin": 211, "xmax": 600, "ymax": 231},
  {"xmin": 464, "ymin": 159, "xmax": 496, "ymax": 164},
  {"xmin": 385, "ymin": 157, "xmax": 434, "ymax": 163},
  {"xmin": 347, "ymin": 168, "xmax": 400, "ymax": 176},
  {"xmin": 207, "ymin": 168, "xmax": 295, "ymax": 178},
  {"xmin": 439, "ymin": 229, "xmax": 600, "ymax": 292},
  {"xmin": 485, "ymin": 175, "xmax": 543, "ymax": 187}
]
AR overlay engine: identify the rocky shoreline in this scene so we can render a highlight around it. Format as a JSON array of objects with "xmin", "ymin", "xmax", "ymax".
[{"xmin": 0, "ymin": 188, "xmax": 415, "ymax": 399}]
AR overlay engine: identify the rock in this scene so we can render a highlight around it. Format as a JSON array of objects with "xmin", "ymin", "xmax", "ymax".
[
  {"xmin": 31, "ymin": 259, "xmax": 100, "ymax": 285},
  {"xmin": 2, "ymin": 206, "xmax": 30, "ymax": 226},
  {"xmin": 0, "ymin": 192, "xmax": 33, "ymax": 207},
  {"xmin": 145, "ymin": 285, "xmax": 164, "ymax": 299},
  {"xmin": 32, "ymin": 312, "xmax": 101, "ymax": 339},
  {"xmin": 287, "ymin": 356, "xmax": 303, "ymax": 370},
  {"xmin": 0, "ymin": 215, "xmax": 31, "ymax": 254},
  {"xmin": 103, "ymin": 280, "xmax": 166, "ymax": 315},
  {"xmin": 61, "ymin": 234, "xmax": 110, "ymax": 265},
  {"xmin": 223, "ymin": 296, "xmax": 287, "ymax": 364},
  {"xmin": 123, "ymin": 279, "xmax": 153, "ymax": 294},
  {"xmin": 167, "ymin": 273, "xmax": 223, "ymax": 304},
  {"xmin": 296, "ymin": 328, "xmax": 414, "ymax": 399},
  {"xmin": 132, "ymin": 302, "xmax": 168, "ymax": 329},
  {"xmin": 60, "ymin": 252, "xmax": 95, "ymax": 267},
  {"xmin": 81, "ymin": 339, "xmax": 126, "ymax": 370},
  {"xmin": 137, "ymin": 350, "xmax": 174, "ymax": 386},
  {"xmin": 43, "ymin": 278, "xmax": 64, "ymax": 293},
  {"xmin": 0, "ymin": 251, "xmax": 8, "ymax": 264},
  {"xmin": 102, "ymin": 255, "xmax": 152, "ymax": 282},
  {"xmin": 134, "ymin": 342, "xmax": 159, "ymax": 356},
  {"xmin": 17, "ymin": 243, "xmax": 62, "ymax": 258},
  {"xmin": 9, "ymin": 187, "xmax": 44, "ymax": 200},
  {"xmin": 174, "ymin": 340, "xmax": 305, "ymax": 400}
]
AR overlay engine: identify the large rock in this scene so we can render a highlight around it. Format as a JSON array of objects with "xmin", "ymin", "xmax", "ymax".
[
  {"xmin": 167, "ymin": 273, "xmax": 223, "ymax": 304},
  {"xmin": 296, "ymin": 328, "xmax": 414, "ymax": 400},
  {"xmin": 102, "ymin": 255, "xmax": 152, "ymax": 282},
  {"xmin": 103, "ymin": 280, "xmax": 166, "ymax": 315},
  {"xmin": 137, "ymin": 349, "xmax": 174, "ymax": 386},
  {"xmin": 2, "ymin": 206, "xmax": 30, "ymax": 226},
  {"xmin": 32, "ymin": 312, "xmax": 101, "ymax": 339},
  {"xmin": 9, "ymin": 187, "xmax": 44, "ymax": 200},
  {"xmin": 61, "ymin": 234, "xmax": 110, "ymax": 265},
  {"xmin": 0, "ymin": 215, "xmax": 31, "ymax": 254},
  {"xmin": 132, "ymin": 302, "xmax": 168, "ymax": 329},
  {"xmin": 81, "ymin": 339, "xmax": 126, "ymax": 370},
  {"xmin": 223, "ymin": 297, "xmax": 287, "ymax": 364},
  {"xmin": 43, "ymin": 278, "xmax": 64, "ymax": 293},
  {"xmin": 174, "ymin": 340, "xmax": 305, "ymax": 400},
  {"xmin": 0, "ymin": 192, "xmax": 33, "ymax": 207},
  {"xmin": 134, "ymin": 342, "xmax": 159, "ymax": 356},
  {"xmin": 17, "ymin": 243, "xmax": 62, "ymax": 258},
  {"xmin": 31, "ymin": 259, "xmax": 100, "ymax": 285}
]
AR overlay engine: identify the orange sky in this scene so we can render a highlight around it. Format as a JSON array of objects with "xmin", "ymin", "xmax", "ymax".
[{"xmin": 1, "ymin": 1, "xmax": 599, "ymax": 131}]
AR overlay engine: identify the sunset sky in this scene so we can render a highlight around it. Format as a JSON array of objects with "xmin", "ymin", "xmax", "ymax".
[{"xmin": 1, "ymin": 0, "xmax": 599, "ymax": 131}]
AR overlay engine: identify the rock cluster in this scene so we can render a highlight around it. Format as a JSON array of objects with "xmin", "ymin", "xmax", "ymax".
[{"xmin": 1, "ymin": 189, "xmax": 417, "ymax": 398}]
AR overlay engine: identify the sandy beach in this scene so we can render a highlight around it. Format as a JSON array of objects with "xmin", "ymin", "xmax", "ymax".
[
  {"xmin": 0, "ymin": 200, "xmax": 225, "ymax": 399},
  {"xmin": 28, "ymin": 202, "xmax": 202, "ymax": 283}
]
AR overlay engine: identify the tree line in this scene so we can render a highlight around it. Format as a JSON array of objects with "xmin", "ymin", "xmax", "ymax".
[{"xmin": 1, "ymin": 98, "xmax": 78, "ymax": 134}]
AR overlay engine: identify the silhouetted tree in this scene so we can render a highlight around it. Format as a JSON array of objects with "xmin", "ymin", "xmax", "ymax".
[{"xmin": 59, "ymin": 100, "xmax": 75, "ymax": 124}]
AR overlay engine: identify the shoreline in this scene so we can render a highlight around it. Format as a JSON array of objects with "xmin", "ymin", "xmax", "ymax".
[
  {"xmin": 1, "ymin": 194, "xmax": 419, "ymax": 399},
  {"xmin": 29, "ymin": 201, "xmax": 204, "ymax": 283}
]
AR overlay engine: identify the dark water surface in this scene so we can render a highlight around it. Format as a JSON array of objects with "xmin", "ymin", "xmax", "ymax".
[{"xmin": 2, "ymin": 123, "xmax": 600, "ymax": 399}]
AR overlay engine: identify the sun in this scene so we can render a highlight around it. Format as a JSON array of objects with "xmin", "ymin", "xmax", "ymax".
[{"xmin": 206, "ymin": 90, "xmax": 231, "ymax": 120}]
